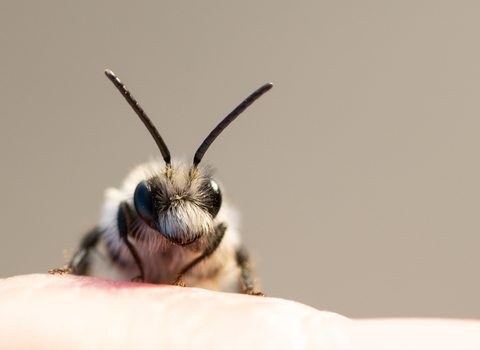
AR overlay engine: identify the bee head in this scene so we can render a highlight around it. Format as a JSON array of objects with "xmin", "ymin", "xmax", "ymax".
[
  {"xmin": 133, "ymin": 163, "xmax": 222, "ymax": 245},
  {"xmin": 104, "ymin": 69, "xmax": 272, "ymax": 244}
]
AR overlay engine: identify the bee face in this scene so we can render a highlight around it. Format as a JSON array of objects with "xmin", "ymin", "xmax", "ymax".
[{"xmin": 133, "ymin": 162, "xmax": 222, "ymax": 245}]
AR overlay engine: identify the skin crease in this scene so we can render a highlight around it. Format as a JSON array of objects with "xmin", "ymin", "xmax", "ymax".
[{"xmin": 0, "ymin": 274, "xmax": 480, "ymax": 350}]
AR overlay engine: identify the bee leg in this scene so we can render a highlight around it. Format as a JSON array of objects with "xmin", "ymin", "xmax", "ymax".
[
  {"xmin": 236, "ymin": 247, "xmax": 266, "ymax": 297},
  {"xmin": 118, "ymin": 201, "xmax": 146, "ymax": 283},
  {"xmin": 174, "ymin": 223, "xmax": 227, "ymax": 287},
  {"xmin": 49, "ymin": 227, "xmax": 102, "ymax": 276}
]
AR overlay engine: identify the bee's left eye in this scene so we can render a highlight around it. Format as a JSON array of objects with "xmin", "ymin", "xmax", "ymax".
[
  {"xmin": 134, "ymin": 180, "xmax": 155, "ymax": 227},
  {"xmin": 206, "ymin": 179, "xmax": 222, "ymax": 218}
]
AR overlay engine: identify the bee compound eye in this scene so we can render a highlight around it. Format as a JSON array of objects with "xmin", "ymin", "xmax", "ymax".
[
  {"xmin": 134, "ymin": 181, "xmax": 155, "ymax": 226},
  {"xmin": 207, "ymin": 179, "xmax": 222, "ymax": 218}
]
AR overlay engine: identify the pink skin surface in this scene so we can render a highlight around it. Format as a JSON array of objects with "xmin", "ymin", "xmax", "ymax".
[{"xmin": 0, "ymin": 274, "xmax": 479, "ymax": 349}]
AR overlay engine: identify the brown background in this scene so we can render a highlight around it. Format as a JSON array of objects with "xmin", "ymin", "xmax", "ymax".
[{"xmin": 1, "ymin": 2, "xmax": 479, "ymax": 318}]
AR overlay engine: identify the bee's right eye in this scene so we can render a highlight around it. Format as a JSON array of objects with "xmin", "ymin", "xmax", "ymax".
[{"xmin": 134, "ymin": 181, "xmax": 155, "ymax": 227}]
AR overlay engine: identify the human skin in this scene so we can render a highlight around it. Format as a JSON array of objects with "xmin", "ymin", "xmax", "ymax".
[{"xmin": 0, "ymin": 274, "xmax": 479, "ymax": 349}]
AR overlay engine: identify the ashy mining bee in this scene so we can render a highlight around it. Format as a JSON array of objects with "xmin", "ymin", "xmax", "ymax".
[{"xmin": 49, "ymin": 69, "xmax": 273, "ymax": 295}]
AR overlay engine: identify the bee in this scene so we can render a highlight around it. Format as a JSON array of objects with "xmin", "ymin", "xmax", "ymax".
[{"xmin": 49, "ymin": 69, "xmax": 273, "ymax": 295}]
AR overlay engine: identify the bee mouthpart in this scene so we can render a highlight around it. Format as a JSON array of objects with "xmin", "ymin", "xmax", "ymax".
[
  {"xmin": 155, "ymin": 202, "xmax": 214, "ymax": 246},
  {"xmin": 161, "ymin": 232, "xmax": 201, "ymax": 247},
  {"xmin": 153, "ymin": 222, "xmax": 203, "ymax": 246}
]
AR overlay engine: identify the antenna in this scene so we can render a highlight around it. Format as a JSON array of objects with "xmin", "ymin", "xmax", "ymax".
[
  {"xmin": 104, "ymin": 69, "xmax": 171, "ymax": 165},
  {"xmin": 193, "ymin": 82, "xmax": 273, "ymax": 166}
]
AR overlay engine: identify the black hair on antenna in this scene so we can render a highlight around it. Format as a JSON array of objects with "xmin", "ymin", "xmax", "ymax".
[
  {"xmin": 193, "ymin": 82, "xmax": 273, "ymax": 166},
  {"xmin": 104, "ymin": 69, "xmax": 172, "ymax": 165}
]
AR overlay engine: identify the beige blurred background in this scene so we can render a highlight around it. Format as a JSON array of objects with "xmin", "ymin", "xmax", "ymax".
[{"xmin": 1, "ymin": 2, "xmax": 479, "ymax": 319}]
